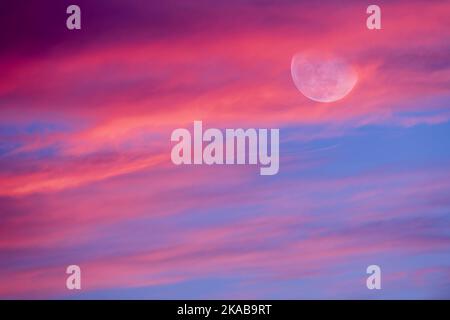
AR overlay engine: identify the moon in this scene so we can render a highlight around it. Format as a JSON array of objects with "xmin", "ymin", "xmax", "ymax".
[{"xmin": 291, "ymin": 53, "xmax": 358, "ymax": 103}]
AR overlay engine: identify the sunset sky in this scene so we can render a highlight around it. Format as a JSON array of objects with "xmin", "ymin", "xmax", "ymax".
[{"xmin": 0, "ymin": 0, "xmax": 449, "ymax": 298}]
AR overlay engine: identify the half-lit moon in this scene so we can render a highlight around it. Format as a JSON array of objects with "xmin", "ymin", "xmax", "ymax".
[{"xmin": 291, "ymin": 53, "xmax": 358, "ymax": 103}]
